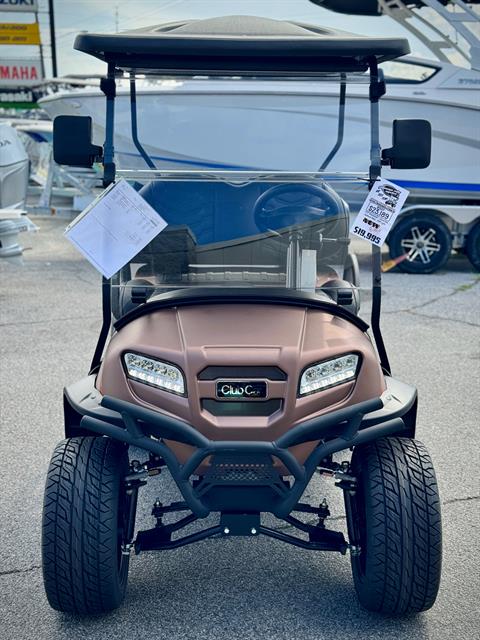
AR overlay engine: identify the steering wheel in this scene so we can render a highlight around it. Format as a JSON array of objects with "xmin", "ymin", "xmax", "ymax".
[{"xmin": 253, "ymin": 183, "xmax": 341, "ymax": 234}]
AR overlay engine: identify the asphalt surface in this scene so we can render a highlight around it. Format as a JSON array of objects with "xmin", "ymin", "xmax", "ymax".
[{"xmin": 0, "ymin": 218, "xmax": 479, "ymax": 640}]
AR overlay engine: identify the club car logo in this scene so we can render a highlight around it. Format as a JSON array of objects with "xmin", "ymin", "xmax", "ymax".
[{"xmin": 216, "ymin": 380, "xmax": 267, "ymax": 400}]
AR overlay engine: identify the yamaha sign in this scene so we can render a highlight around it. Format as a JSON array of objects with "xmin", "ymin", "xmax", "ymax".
[{"xmin": 0, "ymin": 58, "xmax": 43, "ymax": 87}]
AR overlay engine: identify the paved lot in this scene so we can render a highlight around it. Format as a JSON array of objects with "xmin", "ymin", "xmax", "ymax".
[{"xmin": 1, "ymin": 218, "xmax": 479, "ymax": 640}]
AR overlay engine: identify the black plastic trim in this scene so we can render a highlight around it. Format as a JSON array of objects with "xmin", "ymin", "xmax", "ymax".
[
  {"xmin": 202, "ymin": 398, "xmax": 282, "ymax": 417},
  {"xmin": 89, "ymin": 276, "xmax": 112, "ymax": 372},
  {"xmin": 114, "ymin": 288, "xmax": 369, "ymax": 333},
  {"xmin": 198, "ymin": 366, "xmax": 287, "ymax": 381},
  {"xmin": 66, "ymin": 374, "xmax": 416, "ymax": 518},
  {"xmin": 80, "ymin": 395, "xmax": 406, "ymax": 518}
]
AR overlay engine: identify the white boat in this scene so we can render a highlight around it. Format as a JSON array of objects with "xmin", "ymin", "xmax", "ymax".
[
  {"xmin": 39, "ymin": 0, "xmax": 480, "ymax": 208},
  {"xmin": 39, "ymin": 56, "xmax": 480, "ymax": 208}
]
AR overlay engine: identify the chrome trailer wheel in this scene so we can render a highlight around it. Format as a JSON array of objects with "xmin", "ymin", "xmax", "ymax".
[{"xmin": 389, "ymin": 213, "xmax": 451, "ymax": 274}]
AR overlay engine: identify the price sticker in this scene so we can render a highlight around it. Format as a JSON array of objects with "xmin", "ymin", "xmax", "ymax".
[{"xmin": 350, "ymin": 178, "xmax": 409, "ymax": 246}]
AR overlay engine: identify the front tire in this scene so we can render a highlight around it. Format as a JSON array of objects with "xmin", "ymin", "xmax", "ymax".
[
  {"xmin": 42, "ymin": 436, "xmax": 130, "ymax": 614},
  {"xmin": 346, "ymin": 437, "xmax": 442, "ymax": 615}
]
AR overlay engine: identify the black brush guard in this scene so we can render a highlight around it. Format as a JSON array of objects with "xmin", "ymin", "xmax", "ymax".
[{"xmin": 79, "ymin": 387, "xmax": 413, "ymax": 520}]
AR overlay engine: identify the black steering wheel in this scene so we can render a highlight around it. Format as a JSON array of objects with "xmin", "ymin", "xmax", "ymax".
[{"xmin": 253, "ymin": 183, "xmax": 341, "ymax": 234}]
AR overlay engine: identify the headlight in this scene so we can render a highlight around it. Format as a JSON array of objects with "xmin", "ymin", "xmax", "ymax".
[
  {"xmin": 123, "ymin": 352, "xmax": 186, "ymax": 396},
  {"xmin": 299, "ymin": 354, "xmax": 359, "ymax": 396}
]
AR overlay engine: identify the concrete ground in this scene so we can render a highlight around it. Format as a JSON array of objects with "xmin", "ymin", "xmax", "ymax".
[{"xmin": 0, "ymin": 218, "xmax": 479, "ymax": 640}]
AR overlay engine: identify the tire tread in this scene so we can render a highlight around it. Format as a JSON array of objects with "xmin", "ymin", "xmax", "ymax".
[
  {"xmin": 42, "ymin": 436, "xmax": 129, "ymax": 614},
  {"xmin": 350, "ymin": 437, "xmax": 442, "ymax": 615}
]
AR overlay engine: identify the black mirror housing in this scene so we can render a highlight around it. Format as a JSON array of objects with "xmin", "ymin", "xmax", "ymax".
[
  {"xmin": 53, "ymin": 115, "xmax": 103, "ymax": 167},
  {"xmin": 382, "ymin": 119, "xmax": 431, "ymax": 169}
]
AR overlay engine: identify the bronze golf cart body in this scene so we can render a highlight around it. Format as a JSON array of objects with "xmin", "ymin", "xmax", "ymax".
[{"xmin": 42, "ymin": 16, "xmax": 442, "ymax": 617}]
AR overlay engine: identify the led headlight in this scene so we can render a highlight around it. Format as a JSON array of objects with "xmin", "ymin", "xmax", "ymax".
[
  {"xmin": 299, "ymin": 354, "xmax": 359, "ymax": 396},
  {"xmin": 124, "ymin": 352, "xmax": 185, "ymax": 396}
]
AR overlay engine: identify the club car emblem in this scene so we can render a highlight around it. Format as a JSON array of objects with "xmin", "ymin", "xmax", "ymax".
[{"xmin": 216, "ymin": 380, "xmax": 267, "ymax": 400}]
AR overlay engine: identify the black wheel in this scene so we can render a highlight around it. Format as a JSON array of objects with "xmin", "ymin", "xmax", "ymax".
[
  {"xmin": 345, "ymin": 437, "xmax": 442, "ymax": 615},
  {"xmin": 389, "ymin": 213, "xmax": 452, "ymax": 273},
  {"xmin": 42, "ymin": 436, "xmax": 130, "ymax": 614},
  {"xmin": 465, "ymin": 221, "xmax": 480, "ymax": 271}
]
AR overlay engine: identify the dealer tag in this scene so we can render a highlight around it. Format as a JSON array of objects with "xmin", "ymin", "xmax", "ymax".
[{"xmin": 350, "ymin": 178, "xmax": 409, "ymax": 246}]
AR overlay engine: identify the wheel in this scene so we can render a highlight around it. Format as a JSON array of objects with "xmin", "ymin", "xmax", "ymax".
[
  {"xmin": 388, "ymin": 213, "xmax": 452, "ymax": 273},
  {"xmin": 42, "ymin": 436, "xmax": 130, "ymax": 614},
  {"xmin": 465, "ymin": 220, "xmax": 480, "ymax": 271},
  {"xmin": 345, "ymin": 437, "xmax": 442, "ymax": 615}
]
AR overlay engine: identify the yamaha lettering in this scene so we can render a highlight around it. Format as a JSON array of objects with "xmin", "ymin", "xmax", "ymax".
[
  {"xmin": 0, "ymin": 59, "xmax": 42, "ymax": 87},
  {"xmin": 216, "ymin": 381, "xmax": 267, "ymax": 400}
]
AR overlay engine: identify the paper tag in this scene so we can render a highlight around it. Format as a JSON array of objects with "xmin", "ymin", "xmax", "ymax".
[
  {"xmin": 65, "ymin": 178, "xmax": 167, "ymax": 279},
  {"xmin": 350, "ymin": 178, "xmax": 409, "ymax": 246}
]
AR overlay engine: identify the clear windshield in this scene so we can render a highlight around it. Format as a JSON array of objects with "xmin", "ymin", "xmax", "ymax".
[
  {"xmin": 113, "ymin": 73, "xmax": 372, "ymax": 176},
  {"xmin": 111, "ymin": 171, "xmax": 365, "ymax": 320}
]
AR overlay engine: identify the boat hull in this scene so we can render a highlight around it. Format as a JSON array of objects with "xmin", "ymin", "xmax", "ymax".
[{"xmin": 40, "ymin": 80, "xmax": 480, "ymax": 208}]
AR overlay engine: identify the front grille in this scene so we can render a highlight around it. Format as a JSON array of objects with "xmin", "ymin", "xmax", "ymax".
[
  {"xmin": 198, "ymin": 366, "xmax": 286, "ymax": 381},
  {"xmin": 201, "ymin": 454, "xmax": 278, "ymax": 486},
  {"xmin": 209, "ymin": 463, "xmax": 274, "ymax": 484},
  {"xmin": 201, "ymin": 398, "xmax": 282, "ymax": 417},
  {"xmin": 194, "ymin": 454, "xmax": 289, "ymax": 509}
]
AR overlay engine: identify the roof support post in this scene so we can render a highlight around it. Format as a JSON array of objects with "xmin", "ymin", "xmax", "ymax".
[
  {"xmin": 101, "ymin": 62, "xmax": 117, "ymax": 188},
  {"xmin": 368, "ymin": 57, "xmax": 391, "ymax": 375},
  {"xmin": 90, "ymin": 61, "xmax": 116, "ymax": 373},
  {"xmin": 130, "ymin": 75, "xmax": 156, "ymax": 169},
  {"xmin": 319, "ymin": 73, "xmax": 346, "ymax": 171}
]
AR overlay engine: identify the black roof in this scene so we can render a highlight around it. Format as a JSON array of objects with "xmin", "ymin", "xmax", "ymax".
[{"xmin": 74, "ymin": 15, "xmax": 410, "ymax": 76}]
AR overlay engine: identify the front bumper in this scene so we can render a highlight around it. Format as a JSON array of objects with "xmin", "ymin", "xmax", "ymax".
[{"xmin": 64, "ymin": 375, "xmax": 417, "ymax": 519}]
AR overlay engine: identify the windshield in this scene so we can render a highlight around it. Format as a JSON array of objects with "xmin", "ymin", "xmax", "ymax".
[
  {"xmin": 112, "ymin": 73, "xmax": 372, "ymax": 174},
  {"xmin": 110, "ymin": 171, "xmax": 363, "ymax": 320}
]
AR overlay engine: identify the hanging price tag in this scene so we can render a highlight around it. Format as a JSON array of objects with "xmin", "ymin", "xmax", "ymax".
[{"xmin": 350, "ymin": 178, "xmax": 409, "ymax": 246}]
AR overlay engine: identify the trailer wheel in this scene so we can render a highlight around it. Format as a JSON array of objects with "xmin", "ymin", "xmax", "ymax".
[
  {"xmin": 346, "ymin": 437, "xmax": 442, "ymax": 615},
  {"xmin": 465, "ymin": 221, "xmax": 480, "ymax": 271},
  {"xmin": 388, "ymin": 213, "xmax": 451, "ymax": 273},
  {"xmin": 42, "ymin": 436, "xmax": 130, "ymax": 614}
]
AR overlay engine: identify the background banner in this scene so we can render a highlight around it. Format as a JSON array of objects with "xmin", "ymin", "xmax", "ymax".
[
  {"xmin": 0, "ymin": 58, "xmax": 43, "ymax": 86},
  {"xmin": 0, "ymin": 22, "xmax": 41, "ymax": 44},
  {"xmin": 0, "ymin": 0, "xmax": 38, "ymax": 12}
]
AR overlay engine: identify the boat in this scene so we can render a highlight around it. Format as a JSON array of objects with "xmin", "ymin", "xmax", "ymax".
[{"xmin": 38, "ymin": 1, "xmax": 480, "ymax": 209}]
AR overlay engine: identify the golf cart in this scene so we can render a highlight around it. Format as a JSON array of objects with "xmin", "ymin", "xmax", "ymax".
[{"xmin": 42, "ymin": 16, "xmax": 442, "ymax": 616}]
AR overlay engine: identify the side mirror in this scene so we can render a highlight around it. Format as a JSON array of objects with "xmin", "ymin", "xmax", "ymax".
[
  {"xmin": 53, "ymin": 115, "xmax": 103, "ymax": 167},
  {"xmin": 382, "ymin": 119, "xmax": 431, "ymax": 169}
]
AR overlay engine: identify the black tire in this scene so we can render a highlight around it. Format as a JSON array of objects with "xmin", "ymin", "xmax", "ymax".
[
  {"xmin": 389, "ymin": 213, "xmax": 452, "ymax": 273},
  {"xmin": 346, "ymin": 437, "xmax": 442, "ymax": 615},
  {"xmin": 42, "ymin": 436, "xmax": 130, "ymax": 614},
  {"xmin": 465, "ymin": 221, "xmax": 480, "ymax": 271}
]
